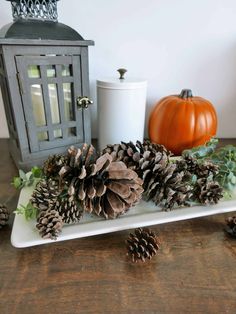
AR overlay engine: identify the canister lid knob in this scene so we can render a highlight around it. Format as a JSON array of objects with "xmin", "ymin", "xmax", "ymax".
[{"xmin": 117, "ymin": 68, "xmax": 127, "ymax": 80}]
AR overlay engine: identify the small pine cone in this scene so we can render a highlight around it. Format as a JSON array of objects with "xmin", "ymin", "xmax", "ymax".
[
  {"xmin": 196, "ymin": 178, "xmax": 223, "ymax": 205},
  {"xmin": 30, "ymin": 179, "xmax": 60, "ymax": 211},
  {"xmin": 179, "ymin": 155, "xmax": 199, "ymax": 173},
  {"xmin": 36, "ymin": 209, "xmax": 63, "ymax": 240},
  {"xmin": 126, "ymin": 228, "xmax": 160, "ymax": 263},
  {"xmin": 53, "ymin": 197, "xmax": 83, "ymax": 224},
  {"xmin": 0, "ymin": 204, "xmax": 10, "ymax": 229},
  {"xmin": 43, "ymin": 154, "xmax": 67, "ymax": 178},
  {"xmin": 136, "ymin": 140, "xmax": 171, "ymax": 156},
  {"xmin": 225, "ymin": 216, "xmax": 236, "ymax": 238},
  {"xmin": 195, "ymin": 161, "xmax": 219, "ymax": 178}
]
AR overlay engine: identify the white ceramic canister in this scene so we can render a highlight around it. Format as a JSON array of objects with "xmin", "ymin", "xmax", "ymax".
[{"xmin": 97, "ymin": 69, "xmax": 147, "ymax": 150}]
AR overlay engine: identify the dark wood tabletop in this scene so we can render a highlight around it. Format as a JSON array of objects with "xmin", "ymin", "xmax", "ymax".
[{"xmin": 0, "ymin": 139, "xmax": 236, "ymax": 314}]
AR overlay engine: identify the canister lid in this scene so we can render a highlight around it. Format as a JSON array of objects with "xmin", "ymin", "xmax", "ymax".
[{"xmin": 97, "ymin": 68, "xmax": 147, "ymax": 90}]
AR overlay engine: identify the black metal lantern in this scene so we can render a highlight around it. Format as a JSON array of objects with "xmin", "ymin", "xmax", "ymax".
[{"xmin": 0, "ymin": 0, "xmax": 94, "ymax": 170}]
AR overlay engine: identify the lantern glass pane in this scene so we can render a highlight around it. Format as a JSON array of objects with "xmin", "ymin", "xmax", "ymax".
[
  {"xmin": 62, "ymin": 65, "xmax": 72, "ymax": 77},
  {"xmin": 28, "ymin": 65, "xmax": 41, "ymax": 78},
  {"xmin": 48, "ymin": 84, "xmax": 60, "ymax": 124},
  {"xmin": 63, "ymin": 83, "xmax": 75, "ymax": 121},
  {"xmin": 53, "ymin": 129, "xmax": 62, "ymax": 138},
  {"xmin": 38, "ymin": 131, "xmax": 48, "ymax": 141},
  {"xmin": 31, "ymin": 85, "xmax": 46, "ymax": 126},
  {"xmin": 68, "ymin": 127, "xmax": 76, "ymax": 137},
  {"xmin": 46, "ymin": 65, "xmax": 56, "ymax": 78}
]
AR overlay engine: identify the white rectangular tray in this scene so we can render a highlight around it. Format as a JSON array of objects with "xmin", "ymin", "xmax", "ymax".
[{"xmin": 11, "ymin": 186, "xmax": 236, "ymax": 248}]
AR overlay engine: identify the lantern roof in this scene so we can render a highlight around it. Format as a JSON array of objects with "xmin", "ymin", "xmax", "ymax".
[
  {"xmin": 1, "ymin": 0, "xmax": 89, "ymax": 42},
  {"xmin": 0, "ymin": 19, "xmax": 84, "ymax": 41}
]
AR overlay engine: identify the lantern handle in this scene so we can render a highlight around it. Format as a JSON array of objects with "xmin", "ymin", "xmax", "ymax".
[{"xmin": 77, "ymin": 96, "xmax": 93, "ymax": 109}]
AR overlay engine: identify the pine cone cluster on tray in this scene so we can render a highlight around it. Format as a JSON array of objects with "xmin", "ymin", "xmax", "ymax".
[
  {"xmin": 126, "ymin": 228, "xmax": 160, "ymax": 263},
  {"xmin": 0, "ymin": 204, "xmax": 10, "ymax": 229},
  {"xmin": 31, "ymin": 143, "xmax": 144, "ymax": 239},
  {"xmin": 28, "ymin": 139, "xmax": 226, "ymax": 241},
  {"xmin": 103, "ymin": 140, "xmax": 193, "ymax": 210}
]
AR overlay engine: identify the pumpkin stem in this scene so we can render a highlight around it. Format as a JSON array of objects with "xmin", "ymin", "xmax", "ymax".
[{"xmin": 180, "ymin": 89, "xmax": 193, "ymax": 99}]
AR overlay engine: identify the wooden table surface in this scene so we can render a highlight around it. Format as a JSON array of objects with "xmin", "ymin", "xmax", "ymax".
[{"xmin": 1, "ymin": 139, "xmax": 236, "ymax": 314}]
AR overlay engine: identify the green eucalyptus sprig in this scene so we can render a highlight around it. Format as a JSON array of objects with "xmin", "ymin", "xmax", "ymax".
[
  {"xmin": 14, "ymin": 203, "xmax": 38, "ymax": 220},
  {"xmin": 12, "ymin": 166, "xmax": 43, "ymax": 190},
  {"xmin": 183, "ymin": 139, "xmax": 236, "ymax": 192},
  {"xmin": 182, "ymin": 138, "xmax": 218, "ymax": 159}
]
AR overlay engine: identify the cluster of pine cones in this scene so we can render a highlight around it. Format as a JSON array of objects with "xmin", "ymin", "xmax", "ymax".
[
  {"xmin": 32, "ymin": 144, "xmax": 144, "ymax": 239},
  {"xmin": 31, "ymin": 140, "xmax": 224, "ymax": 240},
  {"xmin": 102, "ymin": 140, "xmax": 223, "ymax": 210}
]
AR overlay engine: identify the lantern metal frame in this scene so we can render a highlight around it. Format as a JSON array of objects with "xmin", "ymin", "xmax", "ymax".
[{"xmin": 0, "ymin": 0, "xmax": 94, "ymax": 170}]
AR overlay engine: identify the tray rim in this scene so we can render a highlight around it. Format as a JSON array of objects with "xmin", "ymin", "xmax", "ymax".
[{"xmin": 11, "ymin": 186, "xmax": 236, "ymax": 248}]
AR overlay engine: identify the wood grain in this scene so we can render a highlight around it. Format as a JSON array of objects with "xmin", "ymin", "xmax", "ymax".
[{"xmin": 0, "ymin": 139, "xmax": 236, "ymax": 314}]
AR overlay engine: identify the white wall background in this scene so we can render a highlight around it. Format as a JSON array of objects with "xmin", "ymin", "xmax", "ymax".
[{"xmin": 1, "ymin": 0, "xmax": 236, "ymax": 138}]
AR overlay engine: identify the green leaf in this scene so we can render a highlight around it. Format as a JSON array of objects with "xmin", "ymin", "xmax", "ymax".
[
  {"xmin": 31, "ymin": 166, "xmax": 42, "ymax": 178},
  {"xmin": 14, "ymin": 203, "xmax": 38, "ymax": 221},
  {"xmin": 12, "ymin": 177, "xmax": 23, "ymax": 189},
  {"xmin": 19, "ymin": 169, "xmax": 26, "ymax": 180}
]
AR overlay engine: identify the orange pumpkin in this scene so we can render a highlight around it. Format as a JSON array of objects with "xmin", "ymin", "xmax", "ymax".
[{"xmin": 148, "ymin": 89, "xmax": 217, "ymax": 155}]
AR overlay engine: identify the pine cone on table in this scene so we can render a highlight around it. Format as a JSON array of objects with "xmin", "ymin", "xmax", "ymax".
[
  {"xmin": 53, "ymin": 196, "xmax": 83, "ymax": 224},
  {"xmin": 0, "ymin": 204, "xmax": 10, "ymax": 229},
  {"xmin": 225, "ymin": 216, "xmax": 236, "ymax": 238},
  {"xmin": 30, "ymin": 178, "xmax": 60, "ymax": 211},
  {"xmin": 43, "ymin": 154, "xmax": 67, "ymax": 178},
  {"xmin": 126, "ymin": 228, "xmax": 160, "ymax": 263},
  {"xmin": 36, "ymin": 209, "xmax": 63, "ymax": 240}
]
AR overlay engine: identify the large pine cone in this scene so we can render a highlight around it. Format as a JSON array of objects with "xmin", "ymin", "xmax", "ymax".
[
  {"xmin": 142, "ymin": 152, "xmax": 192, "ymax": 210},
  {"xmin": 30, "ymin": 179, "xmax": 60, "ymax": 211},
  {"xmin": 0, "ymin": 204, "xmax": 10, "ymax": 229},
  {"xmin": 82, "ymin": 154, "xmax": 143, "ymax": 219},
  {"xmin": 36, "ymin": 209, "xmax": 63, "ymax": 240},
  {"xmin": 53, "ymin": 197, "xmax": 83, "ymax": 224},
  {"xmin": 59, "ymin": 146, "xmax": 143, "ymax": 219},
  {"xmin": 126, "ymin": 228, "xmax": 160, "ymax": 262}
]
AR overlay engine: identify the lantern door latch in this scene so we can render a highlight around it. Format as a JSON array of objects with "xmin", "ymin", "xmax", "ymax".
[{"xmin": 77, "ymin": 96, "xmax": 93, "ymax": 109}]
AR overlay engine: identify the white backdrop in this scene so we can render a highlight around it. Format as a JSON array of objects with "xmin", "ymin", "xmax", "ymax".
[{"xmin": 1, "ymin": 0, "xmax": 236, "ymax": 138}]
